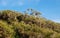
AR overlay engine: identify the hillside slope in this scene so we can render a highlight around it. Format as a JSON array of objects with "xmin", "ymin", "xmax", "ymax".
[{"xmin": 0, "ymin": 10, "xmax": 60, "ymax": 38}]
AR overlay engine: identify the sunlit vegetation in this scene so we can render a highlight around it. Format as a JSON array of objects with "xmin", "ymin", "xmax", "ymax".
[{"xmin": 0, "ymin": 10, "xmax": 60, "ymax": 38}]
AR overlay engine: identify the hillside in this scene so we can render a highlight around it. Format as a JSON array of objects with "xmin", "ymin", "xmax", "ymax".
[{"xmin": 0, "ymin": 10, "xmax": 60, "ymax": 38}]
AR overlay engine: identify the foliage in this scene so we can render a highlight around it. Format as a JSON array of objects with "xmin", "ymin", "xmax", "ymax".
[{"xmin": 0, "ymin": 10, "xmax": 60, "ymax": 38}]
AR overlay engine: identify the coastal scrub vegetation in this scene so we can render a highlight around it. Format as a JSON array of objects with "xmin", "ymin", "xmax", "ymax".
[{"xmin": 0, "ymin": 9, "xmax": 60, "ymax": 38}]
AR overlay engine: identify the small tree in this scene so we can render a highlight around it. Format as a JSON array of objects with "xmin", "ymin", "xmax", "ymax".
[{"xmin": 24, "ymin": 8, "xmax": 41, "ymax": 17}]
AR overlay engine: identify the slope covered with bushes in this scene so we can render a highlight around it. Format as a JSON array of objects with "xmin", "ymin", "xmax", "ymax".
[{"xmin": 0, "ymin": 10, "xmax": 60, "ymax": 38}]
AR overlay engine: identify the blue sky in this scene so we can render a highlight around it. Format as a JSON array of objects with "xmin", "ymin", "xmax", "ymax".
[{"xmin": 0, "ymin": 0, "xmax": 60, "ymax": 23}]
